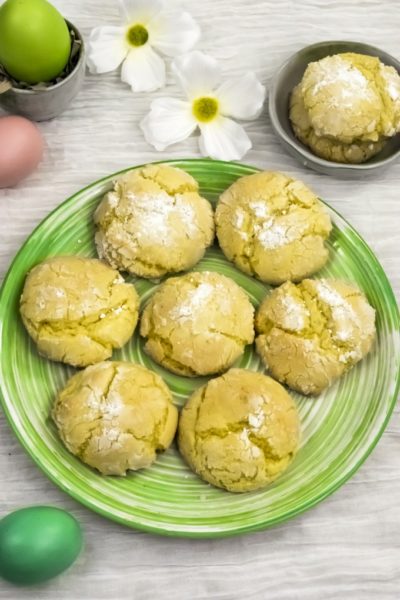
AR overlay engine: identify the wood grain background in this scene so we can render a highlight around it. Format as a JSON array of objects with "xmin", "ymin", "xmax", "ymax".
[{"xmin": 1, "ymin": 1, "xmax": 399, "ymax": 598}]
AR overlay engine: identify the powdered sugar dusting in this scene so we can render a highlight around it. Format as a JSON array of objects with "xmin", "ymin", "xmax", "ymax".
[
  {"xmin": 113, "ymin": 275, "xmax": 125, "ymax": 284},
  {"xmin": 339, "ymin": 349, "xmax": 362, "ymax": 364},
  {"xmin": 169, "ymin": 281, "xmax": 234, "ymax": 323},
  {"xmin": 255, "ymin": 218, "xmax": 307, "ymax": 249},
  {"xmin": 127, "ymin": 192, "xmax": 197, "ymax": 244},
  {"xmin": 281, "ymin": 294, "xmax": 309, "ymax": 331},
  {"xmin": 97, "ymin": 427, "xmax": 122, "ymax": 451},
  {"xmin": 234, "ymin": 209, "xmax": 246, "ymax": 228},
  {"xmin": 86, "ymin": 391, "xmax": 123, "ymax": 418},
  {"xmin": 381, "ymin": 65, "xmax": 400, "ymax": 133},
  {"xmin": 248, "ymin": 408, "xmax": 265, "ymax": 430},
  {"xmin": 106, "ymin": 192, "xmax": 119, "ymax": 209},
  {"xmin": 381, "ymin": 65, "xmax": 400, "ymax": 101},
  {"xmin": 249, "ymin": 200, "xmax": 269, "ymax": 218},
  {"xmin": 315, "ymin": 281, "xmax": 346, "ymax": 307},
  {"xmin": 247, "ymin": 395, "xmax": 266, "ymax": 431},
  {"xmin": 302, "ymin": 339, "xmax": 316, "ymax": 351},
  {"xmin": 316, "ymin": 281, "xmax": 360, "ymax": 341},
  {"xmin": 387, "ymin": 81, "xmax": 400, "ymax": 100},
  {"xmin": 85, "ymin": 371, "xmax": 124, "ymax": 446},
  {"xmin": 306, "ymin": 56, "xmax": 374, "ymax": 109},
  {"xmin": 256, "ymin": 219, "xmax": 286, "ymax": 248},
  {"xmin": 103, "ymin": 395, "xmax": 124, "ymax": 419},
  {"xmin": 169, "ymin": 282, "xmax": 215, "ymax": 320},
  {"xmin": 234, "ymin": 209, "xmax": 249, "ymax": 240},
  {"xmin": 239, "ymin": 428, "xmax": 262, "ymax": 457}
]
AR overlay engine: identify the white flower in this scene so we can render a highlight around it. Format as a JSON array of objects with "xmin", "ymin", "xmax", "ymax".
[
  {"xmin": 140, "ymin": 52, "xmax": 266, "ymax": 161},
  {"xmin": 86, "ymin": 0, "xmax": 201, "ymax": 92}
]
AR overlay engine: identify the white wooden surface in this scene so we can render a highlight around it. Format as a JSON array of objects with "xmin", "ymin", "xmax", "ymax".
[{"xmin": 1, "ymin": 0, "xmax": 400, "ymax": 598}]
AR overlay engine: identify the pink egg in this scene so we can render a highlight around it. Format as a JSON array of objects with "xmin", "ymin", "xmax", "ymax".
[{"xmin": 0, "ymin": 116, "xmax": 44, "ymax": 188}]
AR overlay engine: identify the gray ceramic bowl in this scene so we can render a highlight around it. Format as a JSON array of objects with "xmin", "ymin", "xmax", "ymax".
[
  {"xmin": 268, "ymin": 41, "xmax": 400, "ymax": 178},
  {"xmin": 0, "ymin": 20, "xmax": 85, "ymax": 121}
]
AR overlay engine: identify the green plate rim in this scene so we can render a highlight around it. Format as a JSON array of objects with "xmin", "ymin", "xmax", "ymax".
[{"xmin": 0, "ymin": 158, "xmax": 399, "ymax": 538}]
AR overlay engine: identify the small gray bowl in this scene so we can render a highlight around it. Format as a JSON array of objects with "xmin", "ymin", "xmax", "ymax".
[
  {"xmin": 268, "ymin": 40, "xmax": 400, "ymax": 178},
  {"xmin": 0, "ymin": 20, "xmax": 85, "ymax": 121}
]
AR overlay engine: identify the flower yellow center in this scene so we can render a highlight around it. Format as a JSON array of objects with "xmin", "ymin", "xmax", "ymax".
[
  {"xmin": 127, "ymin": 24, "xmax": 149, "ymax": 47},
  {"xmin": 192, "ymin": 97, "xmax": 219, "ymax": 122}
]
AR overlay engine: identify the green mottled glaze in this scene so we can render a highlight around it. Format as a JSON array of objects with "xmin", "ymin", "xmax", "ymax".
[{"xmin": 0, "ymin": 159, "xmax": 399, "ymax": 538}]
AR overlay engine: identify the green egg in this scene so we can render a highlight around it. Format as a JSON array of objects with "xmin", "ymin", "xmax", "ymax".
[
  {"xmin": 0, "ymin": 506, "xmax": 83, "ymax": 585},
  {"xmin": 0, "ymin": 0, "xmax": 71, "ymax": 84}
]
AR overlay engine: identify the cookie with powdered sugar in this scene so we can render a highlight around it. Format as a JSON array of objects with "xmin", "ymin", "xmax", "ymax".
[
  {"xmin": 20, "ymin": 256, "xmax": 139, "ymax": 368},
  {"xmin": 178, "ymin": 368, "xmax": 300, "ymax": 492},
  {"xmin": 94, "ymin": 164, "xmax": 214, "ymax": 279},
  {"xmin": 140, "ymin": 271, "xmax": 255, "ymax": 377},
  {"xmin": 215, "ymin": 171, "xmax": 332, "ymax": 285},
  {"xmin": 52, "ymin": 361, "xmax": 178, "ymax": 476},
  {"xmin": 255, "ymin": 279, "xmax": 376, "ymax": 395}
]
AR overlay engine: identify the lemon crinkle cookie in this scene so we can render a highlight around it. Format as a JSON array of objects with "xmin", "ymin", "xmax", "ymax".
[
  {"xmin": 140, "ymin": 271, "xmax": 255, "ymax": 377},
  {"xmin": 290, "ymin": 52, "xmax": 400, "ymax": 163},
  {"xmin": 94, "ymin": 164, "xmax": 215, "ymax": 279},
  {"xmin": 255, "ymin": 278, "xmax": 376, "ymax": 395},
  {"xmin": 178, "ymin": 368, "xmax": 300, "ymax": 492},
  {"xmin": 20, "ymin": 256, "xmax": 139, "ymax": 367},
  {"xmin": 52, "ymin": 361, "xmax": 178, "ymax": 476},
  {"xmin": 215, "ymin": 171, "xmax": 332, "ymax": 285}
]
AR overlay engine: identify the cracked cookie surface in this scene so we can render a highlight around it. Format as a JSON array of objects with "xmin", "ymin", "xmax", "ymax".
[
  {"xmin": 52, "ymin": 361, "xmax": 178, "ymax": 476},
  {"xmin": 94, "ymin": 164, "xmax": 215, "ymax": 279},
  {"xmin": 178, "ymin": 368, "xmax": 300, "ymax": 492},
  {"xmin": 140, "ymin": 271, "xmax": 255, "ymax": 377},
  {"xmin": 20, "ymin": 256, "xmax": 139, "ymax": 367},
  {"xmin": 299, "ymin": 53, "xmax": 400, "ymax": 144},
  {"xmin": 290, "ymin": 84, "xmax": 385, "ymax": 164},
  {"xmin": 215, "ymin": 171, "xmax": 332, "ymax": 285},
  {"xmin": 255, "ymin": 278, "xmax": 376, "ymax": 395},
  {"xmin": 289, "ymin": 53, "xmax": 400, "ymax": 163}
]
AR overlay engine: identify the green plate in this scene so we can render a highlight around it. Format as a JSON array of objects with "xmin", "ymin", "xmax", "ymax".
[{"xmin": 0, "ymin": 159, "xmax": 399, "ymax": 538}]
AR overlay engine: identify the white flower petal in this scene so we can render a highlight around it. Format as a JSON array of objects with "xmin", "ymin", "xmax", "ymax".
[
  {"xmin": 119, "ymin": 0, "xmax": 164, "ymax": 24},
  {"xmin": 121, "ymin": 46, "xmax": 165, "ymax": 92},
  {"xmin": 148, "ymin": 11, "xmax": 200, "ymax": 57},
  {"xmin": 87, "ymin": 27, "xmax": 128, "ymax": 74},
  {"xmin": 141, "ymin": 98, "xmax": 197, "ymax": 151},
  {"xmin": 172, "ymin": 51, "xmax": 221, "ymax": 99},
  {"xmin": 199, "ymin": 117, "xmax": 252, "ymax": 161},
  {"xmin": 216, "ymin": 72, "xmax": 266, "ymax": 120}
]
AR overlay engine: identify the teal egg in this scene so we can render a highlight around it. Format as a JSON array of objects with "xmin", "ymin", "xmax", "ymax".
[{"xmin": 0, "ymin": 506, "xmax": 83, "ymax": 585}]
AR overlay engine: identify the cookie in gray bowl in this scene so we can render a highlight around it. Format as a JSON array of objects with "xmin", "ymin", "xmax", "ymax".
[{"xmin": 268, "ymin": 41, "xmax": 400, "ymax": 178}]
